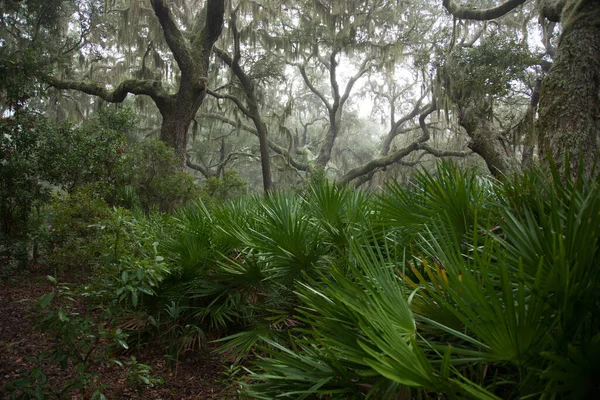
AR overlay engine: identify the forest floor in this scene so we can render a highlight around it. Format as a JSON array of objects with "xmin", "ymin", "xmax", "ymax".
[{"xmin": 0, "ymin": 269, "xmax": 243, "ymax": 399}]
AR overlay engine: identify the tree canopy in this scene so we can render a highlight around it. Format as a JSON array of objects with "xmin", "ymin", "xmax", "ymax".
[{"xmin": 2, "ymin": 0, "xmax": 598, "ymax": 188}]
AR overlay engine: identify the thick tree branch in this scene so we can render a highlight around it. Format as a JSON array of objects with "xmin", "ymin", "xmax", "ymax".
[
  {"xmin": 150, "ymin": 0, "xmax": 194, "ymax": 73},
  {"xmin": 381, "ymin": 100, "xmax": 430, "ymax": 156},
  {"xmin": 186, "ymin": 159, "xmax": 211, "ymax": 177},
  {"xmin": 341, "ymin": 143, "xmax": 422, "ymax": 184},
  {"xmin": 191, "ymin": 0, "xmax": 226, "ymax": 49},
  {"xmin": 538, "ymin": 0, "xmax": 566, "ymax": 22},
  {"xmin": 342, "ymin": 99, "xmax": 449, "ymax": 184},
  {"xmin": 417, "ymin": 99, "xmax": 438, "ymax": 142},
  {"xmin": 44, "ymin": 76, "xmax": 169, "ymax": 103},
  {"xmin": 442, "ymin": 0, "xmax": 528, "ymax": 20}
]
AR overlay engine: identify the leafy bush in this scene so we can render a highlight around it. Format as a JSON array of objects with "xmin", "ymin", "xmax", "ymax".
[
  {"xmin": 45, "ymin": 184, "xmax": 113, "ymax": 275},
  {"xmin": 200, "ymin": 170, "xmax": 248, "ymax": 206},
  {"xmin": 38, "ymin": 108, "xmax": 132, "ymax": 192},
  {"xmin": 7, "ymin": 276, "xmax": 163, "ymax": 399},
  {"xmin": 0, "ymin": 113, "xmax": 51, "ymax": 244},
  {"xmin": 117, "ymin": 139, "xmax": 200, "ymax": 213},
  {"xmin": 443, "ymin": 35, "xmax": 536, "ymax": 100},
  {"xmin": 150, "ymin": 179, "xmax": 373, "ymax": 362}
]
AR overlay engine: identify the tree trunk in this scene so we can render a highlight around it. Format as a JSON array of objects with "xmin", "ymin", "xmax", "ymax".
[
  {"xmin": 457, "ymin": 99, "xmax": 520, "ymax": 178},
  {"xmin": 160, "ymin": 114, "xmax": 191, "ymax": 168},
  {"xmin": 537, "ymin": 0, "xmax": 600, "ymax": 180},
  {"xmin": 316, "ymin": 111, "xmax": 337, "ymax": 167},
  {"xmin": 255, "ymin": 119, "xmax": 273, "ymax": 191}
]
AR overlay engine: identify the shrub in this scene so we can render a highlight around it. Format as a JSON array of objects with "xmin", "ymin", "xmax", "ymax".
[
  {"xmin": 244, "ymin": 164, "xmax": 600, "ymax": 399},
  {"xmin": 45, "ymin": 184, "xmax": 113, "ymax": 275},
  {"xmin": 117, "ymin": 139, "xmax": 200, "ymax": 213},
  {"xmin": 200, "ymin": 170, "xmax": 248, "ymax": 206}
]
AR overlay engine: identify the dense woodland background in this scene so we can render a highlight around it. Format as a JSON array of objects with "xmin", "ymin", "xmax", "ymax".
[{"xmin": 1, "ymin": 0, "xmax": 599, "ymax": 398}]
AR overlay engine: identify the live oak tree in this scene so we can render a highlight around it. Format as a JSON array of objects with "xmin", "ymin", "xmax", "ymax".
[
  {"xmin": 440, "ymin": 34, "xmax": 535, "ymax": 178},
  {"xmin": 443, "ymin": 0, "xmax": 600, "ymax": 179},
  {"xmin": 44, "ymin": 0, "xmax": 226, "ymax": 168}
]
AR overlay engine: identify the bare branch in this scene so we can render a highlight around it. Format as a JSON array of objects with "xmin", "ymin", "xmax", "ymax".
[
  {"xmin": 207, "ymin": 88, "xmax": 252, "ymax": 118},
  {"xmin": 297, "ymin": 63, "xmax": 333, "ymax": 113},
  {"xmin": 381, "ymin": 99, "xmax": 430, "ymax": 156},
  {"xmin": 341, "ymin": 142, "xmax": 422, "ymax": 184},
  {"xmin": 186, "ymin": 159, "xmax": 211, "ymax": 177},
  {"xmin": 199, "ymin": 112, "xmax": 311, "ymax": 171},
  {"xmin": 339, "ymin": 55, "xmax": 373, "ymax": 108},
  {"xmin": 341, "ymin": 99, "xmax": 449, "ymax": 184}
]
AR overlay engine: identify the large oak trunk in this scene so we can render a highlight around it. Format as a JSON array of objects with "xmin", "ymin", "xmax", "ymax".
[
  {"xmin": 538, "ymin": 0, "xmax": 600, "ymax": 179},
  {"xmin": 161, "ymin": 114, "xmax": 192, "ymax": 169}
]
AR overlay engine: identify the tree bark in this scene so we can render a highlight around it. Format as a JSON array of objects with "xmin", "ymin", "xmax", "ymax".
[
  {"xmin": 537, "ymin": 0, "xmax": 600, "ymax": 180},
  {"xmin": 457, "ymin": 98, "xmax": 520, "ymax": 178},
  {"xmin": 443, "ymin": 0, "xmax": 600, "ymax": 180}
]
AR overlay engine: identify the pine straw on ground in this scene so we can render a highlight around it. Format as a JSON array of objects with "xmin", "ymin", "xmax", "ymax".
[{"xmin": 0, "ymin": 271, "xmax": 243, "ymax": 399}]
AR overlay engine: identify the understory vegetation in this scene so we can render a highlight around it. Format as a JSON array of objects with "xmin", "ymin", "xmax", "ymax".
[
  {"xmin": 2, "ymin": 0, "xmax": 599, "ymax": 398},
  {"xmin": 2, "ymin": 110, "xmax": 598, "ymax": 398}
]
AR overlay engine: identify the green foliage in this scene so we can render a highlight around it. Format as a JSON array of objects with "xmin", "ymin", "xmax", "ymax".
[
  {"xmin": 7, "ymin": 277, "xmax": 123, "ymax": 399},
  {"xmin": 243, "ymin": 163, "xmax": 600, "ymax": 399},
  {"xmin": 117, "ymin": 139, "xmax": 200, "ymax": 212},
  {"xmin": 0, "ymin": 113, "xmax": 51, "ymax": 239},
  {"xmin": 148, "ymin": 179, "xmax": 373, "ymax": 363},
  {"xmin": 18, "ymin": 159, "xmax": 597, "ymax": 399},
  {"xmin": 1, "ymin": 106, "xmax": 201, "ymax": 273},
  {"xmin": 8, "ymin": 276, "xmax": 164, "ymax": 399},
  {"xmin": 444, "ymin": 36, "xmax": 536, "ymax": 100},
  {"xmin": 45, "ymin": 184, "xmax": 113, "ymax": 274},
  {"xmin": 376, "ymin": 161, "xmax": 497, "ymax": 245},
  {"xmin": 0, "ymin": 48, "xmax": 53, "ymax": 111},
  {"xmin": 114, "ymin": 356, "xmax": 164, "ymax": 396},
  {"xmin": 38, "ymin": 108, "xmax": 133, "ymax": 192},
  {"xmin": 200, "ymin": 169, "xmax": 248, "ymax": 206}
]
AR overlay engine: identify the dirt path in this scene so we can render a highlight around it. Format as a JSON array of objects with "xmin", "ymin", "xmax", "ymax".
[{"xmin": 0, "ymin": 272, "xmax": 242, "ymax": 399}]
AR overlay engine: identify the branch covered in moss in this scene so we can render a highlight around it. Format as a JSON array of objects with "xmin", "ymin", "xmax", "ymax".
[
  {"xmin": 44, "ymin": 76, "xmax": 169, "ymax": 103},
  {"xmin": 442, "ymin": 0, "xmax": 528, "ymax": 20}
]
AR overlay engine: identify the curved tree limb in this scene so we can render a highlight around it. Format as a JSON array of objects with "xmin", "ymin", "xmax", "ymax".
[
  {"xmin": 44, "ymin": 76, "xmax": 169, "ymax": 104},
  {"xmin": 339, "ymin": 55, "xmax": 374, "ymax": 109},
  {"xmin": 186, "ymin": 159, "xmax": 211, "ymax": 177},
  {"xmin": 381, "ymin": 99, "xmax": 430, "ymax": 155},
  {"xmin": 442, "ymin": 0, "xmax": 528, "ymax": 20},
  {"xmin": 207, "ymin": 87, "xmax": 252, "ymax": 119},
  {"xmin": 341, "ymin": 98, "xmax": 471, "ymax": 184}
]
